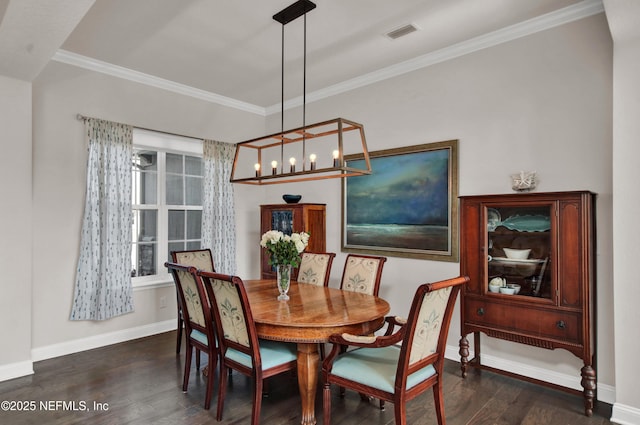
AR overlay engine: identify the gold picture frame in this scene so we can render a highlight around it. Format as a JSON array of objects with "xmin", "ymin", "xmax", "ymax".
[{"xmin": 341, "ymin": 140, "xmax": 459, "ymax": 262}]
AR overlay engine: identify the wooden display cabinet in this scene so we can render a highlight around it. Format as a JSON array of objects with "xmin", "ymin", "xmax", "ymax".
[
  {"xmin": 260, "ymin": 203, "xmax": 326, "ymax": 280},
  {"xmin": 458, "ymin": 191, "xmax": 596, "ymax": 416}
]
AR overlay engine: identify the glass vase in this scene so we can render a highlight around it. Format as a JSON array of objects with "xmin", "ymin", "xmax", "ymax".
[{"xmin": 276, "ymin": 264, "xmax": 291, "ymax": 301}]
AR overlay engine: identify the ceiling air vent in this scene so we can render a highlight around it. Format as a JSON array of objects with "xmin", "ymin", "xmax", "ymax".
[{"xmin": 385, "ymin": 23, "xmax": 420, "ymax": 40}]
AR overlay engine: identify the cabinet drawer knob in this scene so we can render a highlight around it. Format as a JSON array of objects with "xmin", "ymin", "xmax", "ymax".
[
  {"xmin": 556, "ymin": 320, "xmax": 566, "ymax": 329},
  {"xmin": 476, "ymin": 308, "xmax": 485, "ymax": 316}
]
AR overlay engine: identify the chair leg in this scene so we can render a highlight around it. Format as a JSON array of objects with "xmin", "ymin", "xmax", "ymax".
[
  {"xmin": 337, "ymin": 344, "xmax": 347, "ymax": 398},
  {"xmin": 393, "ymin": 398, "xmax": 407, "ymax": 425},
  {"xmin": 203, "ymin": 351, "xmax": 216, "ymax": 410},
  {"xmin": 183, "ymin": 345, "xmax": 192, "ymax": 392},
  {"xmin": 216, "ymin": 364, "xmax": 229, "ymax": 421},
  {"xmin": 252, "ymin": 378, "xmax": 263, "ymax": 425},
  {"xmin": 323, "ymin": 383, "xmax": 331, "ymax": 425},
  {"xmin": 433, "ymin": 381, "xmax": 445, "ymax": 425},
  {"xmin": 176, "ymin": 312, "xmax": 183, "ymax": 353},
  {"xmin": 196, "ymin": 349, "xmax": 201, "ymax": 370}
]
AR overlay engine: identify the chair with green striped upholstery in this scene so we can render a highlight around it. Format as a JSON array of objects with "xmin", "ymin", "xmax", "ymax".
[{"xmin": 322, "ymin": 275, "xmax": 469, "ymax": 425}]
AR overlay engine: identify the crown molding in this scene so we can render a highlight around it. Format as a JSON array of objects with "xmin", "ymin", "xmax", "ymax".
[
  {"xmin": 52, "ymin": 49, "xmax": 266, "ymax": 116},
  {"xmin": 265, "ymin": 0, "xmax": 604, "ymax": 115},
  {"xmin": 52, "ymin": 0, "xmax": 603, "ymax": 117}
]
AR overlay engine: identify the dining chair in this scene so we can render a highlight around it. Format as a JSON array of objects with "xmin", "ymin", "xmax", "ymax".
[
  {"xmin": 297, "ymin": 252, "xmax": 336, "ymax": 287},
  {"xmin": 165, "ymin": 261, "xmax": 218, "ymax": 410},
  {"xmin": 339, "ymin": 254, "xmax": 387, "ymax": 296},
  {"xmin": 198, "ymin": 270, "xmax": 298, "ymax": 425},
  {"xmin": 172, "ymin": 249, "xmax": 215, "ymax": 354},
  {"xmin": 333, "ymin": 254, "xmax": 388, "ymax": 359},
  {"xmin": 322, "ymin": 275, "xmax": 469, "ymax": 425}
]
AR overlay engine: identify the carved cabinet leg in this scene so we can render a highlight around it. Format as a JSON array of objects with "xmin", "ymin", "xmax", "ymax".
[
  {"xmin": 580, "ymin": 364, "xmax": 596, "ymax": 417},
  {"xmin": 459, "ymin": 335, "xmax": 469, "ymax": 378}
]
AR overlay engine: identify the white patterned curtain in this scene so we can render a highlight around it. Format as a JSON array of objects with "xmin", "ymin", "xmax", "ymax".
[
  {"xmin": 201, "ymin": 140, "xmax": 237, "ymax": 274},
  {"xmin": 70, "ymin": 118, "xmax": 134, "ymax": 321}
]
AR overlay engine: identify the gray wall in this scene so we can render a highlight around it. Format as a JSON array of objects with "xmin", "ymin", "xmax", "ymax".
[
  {"xmin": 29, "ymin": 61, "xmax": 264, "ymax": 353},
  {"xmin": 0, "ymin": 75, "xmax": 32, "ymax": 379},
  {"xmin": 610, "ymin": 8, "xmax": 640, "ymax": 422}
]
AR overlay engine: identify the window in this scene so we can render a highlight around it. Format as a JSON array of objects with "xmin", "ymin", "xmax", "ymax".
[{"xmin": 131, "ymin": 129, "xmax": 203, "ymax": 284}]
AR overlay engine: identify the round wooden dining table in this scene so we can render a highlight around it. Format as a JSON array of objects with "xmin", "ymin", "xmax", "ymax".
[{"xmin": 244, "ymin": 279, "xmax": 390, "ymax": 425}]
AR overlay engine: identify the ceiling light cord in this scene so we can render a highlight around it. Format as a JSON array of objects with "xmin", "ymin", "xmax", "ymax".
[
  {"xmin": 302, "ymin": 12, "xmax": 307, "ymax": 170},
  {"xmin": 280, "ymin": 24, "xmax": 285, "ymax": 174}
]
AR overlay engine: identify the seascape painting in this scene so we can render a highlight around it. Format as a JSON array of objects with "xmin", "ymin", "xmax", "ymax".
[{"xmin": 342, "ymin": 140, "xmax": 459, "ymax": 261}]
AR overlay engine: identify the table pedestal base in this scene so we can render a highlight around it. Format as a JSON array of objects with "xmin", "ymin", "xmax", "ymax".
[{"xmin": 297, "ymin": 342, "xmax": 320, "ymax": 425}]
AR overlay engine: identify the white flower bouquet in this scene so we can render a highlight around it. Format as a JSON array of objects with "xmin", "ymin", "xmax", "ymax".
[{"xmin": 260, "ymin": 230, "xmax": 310, "ymax": 268}]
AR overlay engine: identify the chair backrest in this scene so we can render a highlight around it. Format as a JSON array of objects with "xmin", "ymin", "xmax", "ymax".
[
  {"xmin": 398, "ymin": 276, "xmax": 469, "ymax": 379},
  {"xmin": 339, "ymin": 254, "xmax": 387, "ymax": 296},
  {"xmin": 198, "ymin": 271, "xmax": 262, "ymax": 368},
  {"xmin": 172, "ymin": 249, "xmax": 215, "ymax": 272},
  {"xmin": 297, "ymin": 252, "xmax": 336, "ymax": 286},
  {"xmin": 165, "ymin": 262, "xmax": 216, "ymax": 344}
]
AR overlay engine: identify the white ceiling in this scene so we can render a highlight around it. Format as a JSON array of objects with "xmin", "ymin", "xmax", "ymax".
[{"xmin": 0, "ymin": 0, "xmax": 610, "ymax": 113}]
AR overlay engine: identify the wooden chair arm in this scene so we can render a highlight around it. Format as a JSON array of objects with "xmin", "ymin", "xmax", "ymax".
[
  {"xmin": 382, "ymin": 315, "xmax": 407, "ymax": 336},
  {"xmin": 328, "ymin": 331, "xmax": 402, "ymax": 348},
  {"xmin": 326, "ymin": 315, "xmax": 406, "ymax": 348},
  {"xmin": 322, "ymin": 314, "xmax": 407, "ymax": 370}
]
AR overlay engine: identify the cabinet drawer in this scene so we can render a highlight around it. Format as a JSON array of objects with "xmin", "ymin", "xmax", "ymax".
[{"xmin": 464, "ymin": 299, "xmax": 581, "ymax": 343}]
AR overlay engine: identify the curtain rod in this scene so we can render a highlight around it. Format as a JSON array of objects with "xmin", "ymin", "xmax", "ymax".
[{"xmin": 76, "ymin": 113, "xmax": 205, "ymax": 142}]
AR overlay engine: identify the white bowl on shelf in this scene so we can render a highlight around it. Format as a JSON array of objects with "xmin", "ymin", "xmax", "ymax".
[
  {"xmin": 508, "ymin": 284, "xmax": 521, "ymax": 294},
  {"xmin": 499, "ymin": 286, "xmax": 516, "ymax": 295},
  {"xmin": 503, "ymin": 248, "xmax": 531, "ymax": 260}
]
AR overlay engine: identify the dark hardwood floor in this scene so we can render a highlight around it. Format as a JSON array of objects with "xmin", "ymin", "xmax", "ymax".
[{"xmin": 0, "ymin": 331, "xmax": 612, "ymax": 424}]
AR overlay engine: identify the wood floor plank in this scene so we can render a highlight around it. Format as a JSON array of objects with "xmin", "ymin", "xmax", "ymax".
[{"xmin": 0, "ymin": 331, "xmax": 613, "ymax": 424}]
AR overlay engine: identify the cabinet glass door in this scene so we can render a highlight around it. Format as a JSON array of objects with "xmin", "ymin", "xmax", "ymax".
[
  {"xmin": 486, "ymin": 204, "xmax": 552, "ymax": 299},
  {"xmin": 271, "ymin": 210, "xmax": 293, "ymax": 235}
]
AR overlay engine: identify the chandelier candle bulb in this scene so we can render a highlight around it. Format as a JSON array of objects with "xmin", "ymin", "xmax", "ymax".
[
  {"xmin": 254, "ymin": 163, "xmax": 261, "ymax": 177},
  {"xmin": 309, "ymin": 153, "xmax": 316, "ymax": 170},
  {"xmin": 289, "ymin": 157, "xmax": 296, "ymax": 173},
  {"xmin": 271, "ymin": 160, "xmax": 278, "ymax": 175},
  {"xmin": 332, "ymin": 150, "xmax": 340, "ymax": 167}
]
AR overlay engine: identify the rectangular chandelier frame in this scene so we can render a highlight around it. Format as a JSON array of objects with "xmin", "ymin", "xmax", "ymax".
[{"xmin": 230, "ymin": 117, "xmax": 371, "ymax": 185}]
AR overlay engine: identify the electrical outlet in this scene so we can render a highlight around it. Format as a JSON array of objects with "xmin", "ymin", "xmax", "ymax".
[{"xmin": 159, "ymin": 296, "xmax": 167, "ymax": 309}]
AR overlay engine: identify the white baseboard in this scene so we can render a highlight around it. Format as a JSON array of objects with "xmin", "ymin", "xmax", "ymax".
[
  {"xmin": 611, "ymin": 402, "xmax": 640, "ymax": 425},
  {"xmin": 445, "ymin": 344, "xmax": 615, "ymax": 404},
  {"xmin": 0, "ymin": 360, "xmax": 34, "ymax": 382},
  {"xmin": 31, "ymin": 319, "xmax": 175, "ymax": 362}
]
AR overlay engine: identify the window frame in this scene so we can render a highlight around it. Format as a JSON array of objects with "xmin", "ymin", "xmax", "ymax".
[{"xmin": 131, "ymin": 128, "xmax": 203, "ymax": 288}]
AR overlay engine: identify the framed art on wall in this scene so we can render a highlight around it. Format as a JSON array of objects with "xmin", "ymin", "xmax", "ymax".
[{"xmin": 341, "ymin": 140, "xmax": 459, "ymax": 261}]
